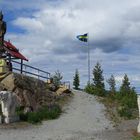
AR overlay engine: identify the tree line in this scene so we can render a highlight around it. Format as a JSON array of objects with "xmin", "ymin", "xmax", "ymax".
[
  {"xmin": 73, "ymin": 62, "xmax": 136, "ymax": 96},
  {"xmin": 73, "ymin": 62, "xmax": 138, "ymax": 119}
]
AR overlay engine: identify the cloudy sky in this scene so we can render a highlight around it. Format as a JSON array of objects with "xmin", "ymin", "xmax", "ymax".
[{"xmin": 1, "ymin": 0, "xmax": 140, "ymax": 90}]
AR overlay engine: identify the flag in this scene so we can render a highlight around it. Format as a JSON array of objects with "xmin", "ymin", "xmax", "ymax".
[{"xmin": 77, "ymin": 33, "xmax": 88, "ymax": 42}]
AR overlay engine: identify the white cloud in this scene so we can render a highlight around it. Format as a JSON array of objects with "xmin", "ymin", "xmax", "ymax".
[
  {"xmin": 2, "ymin": 0, "xmax": 140, "ymax": 89},
  {"xmin": 13, "ymin": 17, "xmax": 44, "ymax": 31}
]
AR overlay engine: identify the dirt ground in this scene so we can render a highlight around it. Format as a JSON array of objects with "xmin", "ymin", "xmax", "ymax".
[{"xmin": 0, "ymin": 90, "xmax": 138, "ymax": 140}]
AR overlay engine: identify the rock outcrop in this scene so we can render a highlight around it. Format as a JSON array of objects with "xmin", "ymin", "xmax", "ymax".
[
  {"xmin": 0, "ymin": 91, "xmax": 20, "ymax": 123},
  {"xmin": 0, "ymin": 72, "xmax": 71, "ymax": 123},
  {"xmin": 0, "ymin": 73, "xmax": 57, "ymax": 111}
]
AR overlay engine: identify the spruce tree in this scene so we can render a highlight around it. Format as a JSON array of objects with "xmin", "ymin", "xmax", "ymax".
[
  {"xmin": 73, "ymin": 69, "xmax": 80, "ymax": 90},
  {"xmin": 93, "ymin": 62, "xmax": 105, "ymax": 96},
  {"xmin": 107, "ymin": 75, "xmax": 116, "ymax": 94},
  {"xmin": 120, "ymin": 74, "xmax": 131, "ymax": 95}
]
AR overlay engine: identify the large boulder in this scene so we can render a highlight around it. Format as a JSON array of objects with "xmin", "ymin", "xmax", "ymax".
[
  {"xmin": 0, "ymin": 73, "xmax": 56, "ymax": 111},
  {"xmin": 0, "ymin": 91, "xmax": 20, "ymax": 123},
  {"xmin": 0, "ymin": 72, "xmax": 15, "ymax": 91}
]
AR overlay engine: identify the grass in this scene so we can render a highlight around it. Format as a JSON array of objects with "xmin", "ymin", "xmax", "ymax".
[
  {"xmin": 27, "ymin": 112, "xmax": 42, "ymax": 124},
  {"xmin": 101, "ymin": 93, "xmax": 138, "ymax": 121},
  {"xmin": 85, "ymin": 87, "xmax": 138, "ymax": 127},
  {"xmin": 16, "ymin": 104, "xmax": 62, "ymax": 124},
  {"xmin": 133, "ymin": 136, "xmax": 140, "ymax": 140},
  {"xmin": 38, "ymin": 104, "xmax": 62, "ymax": 120},
  {"xmin": 99, "ymin": 95, "xmax": 121, "ymax": 126}
]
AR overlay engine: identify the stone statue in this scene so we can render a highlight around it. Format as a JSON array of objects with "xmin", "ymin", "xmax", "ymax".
[{"xmin": 0, "ymin": 11, "xmax": 6, "ymax": 56}]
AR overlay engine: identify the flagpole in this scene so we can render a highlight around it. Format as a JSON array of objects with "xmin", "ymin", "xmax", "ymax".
[
  {"xmin": 76, "ymin": 33, "xmax": 90, "ymax": 84},
  {"xmin": 87, "ymin": 33, "xmax": 90, "ymax": 84}
]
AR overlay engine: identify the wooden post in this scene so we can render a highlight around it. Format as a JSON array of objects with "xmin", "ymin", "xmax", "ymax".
[{"xmin": 21, "ymin": 59, "xmax": 23, "ymax": 74}]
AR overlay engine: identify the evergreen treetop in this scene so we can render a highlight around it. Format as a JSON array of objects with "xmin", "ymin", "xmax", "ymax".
[
  {"xmin": 73, "ymin": 69, "xmax": 80, "ymax": 90},
  {"xmin": 107, "ymin": 74, "xmax": 116, "ymax": 94},
  {"xmin": 120, "ymin": 74, "xmax": 131, "ymax": 95},
  {"xmin": 92, "ymin": 62, "xmax": 105, "ymax": 96},
  {"xmin": 93, "ymin": 62, "xmax": 104, "ymax": 88}
]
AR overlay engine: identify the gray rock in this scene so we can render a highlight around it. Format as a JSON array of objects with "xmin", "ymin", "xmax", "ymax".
[
  {"xmin": 0, "ymin": 91, "xmax": 20, "ymax": 123},
  {"xmin": 0, "ymin": 73, "xmax": 71, "ymax": 123}
]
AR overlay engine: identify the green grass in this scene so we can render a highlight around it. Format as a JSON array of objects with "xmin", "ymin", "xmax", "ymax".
[
  {"xmin": 16, "ymin": 104, "xmax": 62, "ymax": 124},
  {"xmin": 38, "ymin": 104, "xmax": 62, "ymax": 120},
  {"xmin": 104, "ymin": 93, "xmax": 138, "ymax": 120},
  {"xmin": 27, "ymin": 112, "xmax": 42, "ymax": 124},
  {"xmin": 133, "ymin": 136, "xmax": 140, "ymax": 140}
]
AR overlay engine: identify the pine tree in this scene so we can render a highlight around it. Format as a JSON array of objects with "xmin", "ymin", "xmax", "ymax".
[
  {"xmin": 118, "ymin": 74, "xmax": 137, "ymax": 118},
  {"xmin": 93, "ymin": 62, "xmax": 105, "ymax": 96},
  {"xmin": 120, "ymin": 74, "xmax": 131, "ymax": 95},
  {"xmin": 73, "ymin": 69, "xmax": 80, "ymax": 90},
  {"xmin": 107, "ymin": 75, "xmax": 116, "ymax": 94},
  {"xmin": 52, "ymin": 70, "xmax": 63, "ymax": 88}
]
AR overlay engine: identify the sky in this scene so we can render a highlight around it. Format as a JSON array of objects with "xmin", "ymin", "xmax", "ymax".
[{"xmin": 1, "ymin": 0, "xmax": 140, "ymax": 91}]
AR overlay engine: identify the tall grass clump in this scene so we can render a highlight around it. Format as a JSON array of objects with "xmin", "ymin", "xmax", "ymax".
[{"xmin": 16, "ymin": 104, "xmax": 62, "ymax": 124}]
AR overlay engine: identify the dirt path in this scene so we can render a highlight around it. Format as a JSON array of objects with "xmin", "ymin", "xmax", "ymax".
[{"xmin": 0, "ymin": 90, "xmax": 137, "ymax": 140}]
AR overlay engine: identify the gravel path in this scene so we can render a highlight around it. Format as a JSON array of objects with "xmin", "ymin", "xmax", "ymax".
[{"xmin": 0, "ymin": 90, "xmax": 136, "ymax": 140}]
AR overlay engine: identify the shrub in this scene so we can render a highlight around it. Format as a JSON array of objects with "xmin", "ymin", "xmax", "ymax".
[
  {"xmin": 47, "ymin": 104, "xmax": 62, "ymax": 119},
  {"xmin": 52, "ymin": 70, "xmax": 63, "ymax": 88},
  {"xmin": 133, "ymin": 136, "xmax": 140, "ymax": 140},
  {"xmin": 117, "ymin": 106, "xmax": 133, "ymax": 119},
  {"xmin": 115, "ymin": 89, "xmax": 138, "ymax": 119},
  {"xmin": 16, "ymin": 104, "xmax": 62, "ymax": 124},
  {"xmin": 120, "ymin": 94, "xmax": 137, "ymax": 109},
  {"xmin": 93, "ymin": 86, "xmax": 106, "ymax": 97},
  {"xmin": 27, "ymin": 112, "xmax": 42, "ymax": 124},
  {"xmin": 38, "ymin": 104, "xmax": 62, "ymax": 120},
  {"xmin": 16, "ymin": 106, "xmax": 28, "ymax": 121},
  {"xmin": 84, "ymin": 83, "xmax": 94, "ymax": 94},
  {"xmin": 37, "ymin": 107, "xmax": 48, "ymax": 120}
]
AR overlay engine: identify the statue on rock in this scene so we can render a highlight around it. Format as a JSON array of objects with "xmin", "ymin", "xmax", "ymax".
[{"xmin": 0, "ymin": 11, "xmax": 6, "ymax": 57}]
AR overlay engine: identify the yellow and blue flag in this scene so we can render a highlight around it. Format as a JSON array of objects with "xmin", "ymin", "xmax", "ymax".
[{"xmin": 77, "ymin": 33, "xmax": 88, "ymax": 42}]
